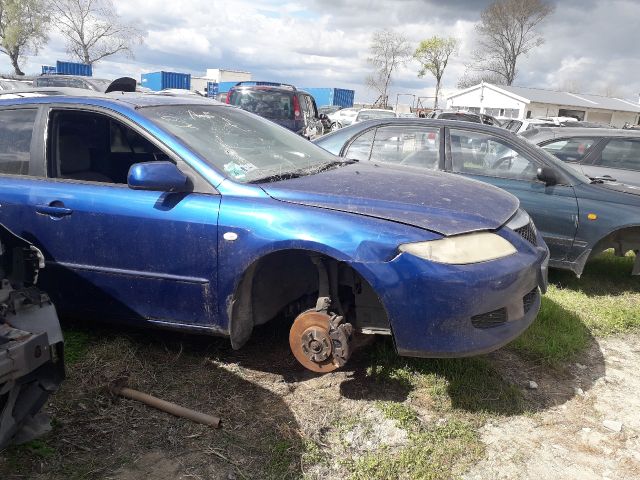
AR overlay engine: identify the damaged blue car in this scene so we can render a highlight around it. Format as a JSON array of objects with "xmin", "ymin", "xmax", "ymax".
[{"xmin": 0, "ymin": 88, "xmax": 548, "ymax": 372}]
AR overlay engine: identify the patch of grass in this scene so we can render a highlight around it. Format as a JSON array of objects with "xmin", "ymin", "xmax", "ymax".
[
  {"xmin": 511, "ymin": 251, "xmax": 639, "ymax": 364},
  {"xmin": 62, "ymin": 328, "xmax": 92, "ymax": 365},
  {"xmin": 266, "ymin": 438, "xmax": 300, "ymax": 479},
  {"xmin": 377, "ymin": 401, "xmax": 419, "ymax": 431},
  {"xmin": 368, "ymin": 340, "xmax": 523, "ymax": 415},
  {"xmin": 348, "ymin": 417, "xmax": 483, "ymax": 480},
  {"xmin": 510, "ymin": 294, "xmax": 591, "ymax": 365},
  {"xmin": 551, "ymin": 251, "xmax": 640, "ymax": 336}
]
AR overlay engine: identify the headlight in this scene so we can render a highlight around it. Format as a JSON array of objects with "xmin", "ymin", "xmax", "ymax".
[{"xmin": 399, "ymin": 232, "xmax": 516, "ymax": 264}]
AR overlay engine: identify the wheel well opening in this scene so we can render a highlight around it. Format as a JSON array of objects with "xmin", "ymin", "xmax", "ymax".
[
  {"xmin": 228, "ymin": 250, "xmax": 389, "ymax": 349},
  {"xmin": 589, "ymin": 226, "xmax": 640, "ymax": 260}
]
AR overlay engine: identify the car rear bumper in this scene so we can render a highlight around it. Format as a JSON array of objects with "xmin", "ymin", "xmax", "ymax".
[{"xmin": 357, "ymin": 229, "xmax": 549, "ymax": 358}]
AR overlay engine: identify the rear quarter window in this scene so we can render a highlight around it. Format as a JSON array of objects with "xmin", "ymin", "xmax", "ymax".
[{"xmin": 0, "ymin": 109, "xmax": 37, "ymax": 175}]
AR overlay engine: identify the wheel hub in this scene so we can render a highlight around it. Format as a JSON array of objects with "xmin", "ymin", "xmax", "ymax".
[{"xmin": 289, "ymin": 309, "xmax": 353, "ymax": 373}]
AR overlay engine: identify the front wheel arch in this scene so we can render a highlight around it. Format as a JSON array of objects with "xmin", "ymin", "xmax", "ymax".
[{"xmin": 227, "ymin": 249, "xmax": 389, "ymax": 350}]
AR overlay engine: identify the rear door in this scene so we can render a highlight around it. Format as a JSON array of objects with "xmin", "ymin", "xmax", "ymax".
[
  {"xmin": 446, "ymin": 127, "xmax": 579, "ymax": 260},
  {"xmin": 0, "ymin": 104, "xmax": 222, "ymax": 330},
  {"xmin": 581, "ymin": 137, "xmax": 640, "ymax": 187}
]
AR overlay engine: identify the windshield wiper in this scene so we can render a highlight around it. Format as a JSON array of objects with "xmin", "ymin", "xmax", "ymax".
[
  {"xmin": 248, "ymin": 159, "xmax": 358, "ymax": 184},
  {"xmin": 589, "ymin": 175, "xmax": 617, "ymax": 184}
]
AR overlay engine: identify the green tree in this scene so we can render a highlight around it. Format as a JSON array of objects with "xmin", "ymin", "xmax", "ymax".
[
  {"xmin": 0, "ymin": 0, "xmax": 50, "ymax": 75},
  {"xmin": 414, "ymin": 36, "xmax": 458, "ymax": 109}
]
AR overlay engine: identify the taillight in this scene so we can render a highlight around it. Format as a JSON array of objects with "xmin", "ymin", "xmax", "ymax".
[
  {"xmin": 225, "ymin": 90, "xmax": 233, "ymax": 104},
  {"xmin": 293, "ymin": 95, "xmax": 301, "ymax": 118},
  {"xmin": 428, "ymin": 132, "xmax": 436, "ymax": 141}
]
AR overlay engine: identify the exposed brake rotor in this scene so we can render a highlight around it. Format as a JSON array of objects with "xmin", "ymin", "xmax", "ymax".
[{"xmin": 289, "ymin": 309, "xmax": 353, "ymax": 373}]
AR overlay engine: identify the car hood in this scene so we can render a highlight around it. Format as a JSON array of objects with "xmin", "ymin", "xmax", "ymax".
[{"xmin": 260, "ymin": 163, "xmax": 519, "ymax": 236}]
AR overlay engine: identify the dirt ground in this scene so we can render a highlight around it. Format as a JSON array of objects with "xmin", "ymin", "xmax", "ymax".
[
  {"xmin": 1, "ymin": 321, "xmax": 638, "ymax": 479},
  {"xmin": 465, "ymin": 334, "xmax": 640, "ymax": 480}
]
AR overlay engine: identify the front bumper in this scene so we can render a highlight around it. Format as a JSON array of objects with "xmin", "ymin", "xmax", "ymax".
[{"xmin": 357, "ymin": 228, "xmax": 549, "ymax": 358}]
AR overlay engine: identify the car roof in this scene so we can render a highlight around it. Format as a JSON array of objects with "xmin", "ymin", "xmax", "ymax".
[{"xmin": 0, "ymin": 88, "xmax": 225, "ymax": 108}]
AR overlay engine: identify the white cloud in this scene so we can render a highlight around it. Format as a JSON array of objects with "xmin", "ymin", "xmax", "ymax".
[{"xmin": 0, "ymin": 0, "xmax": 637, "ymax": 105}]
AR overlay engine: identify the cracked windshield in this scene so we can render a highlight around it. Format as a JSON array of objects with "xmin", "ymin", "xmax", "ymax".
[{"xmin": 141, "ymin": 105, "xmax": 339, "ymax": 182}]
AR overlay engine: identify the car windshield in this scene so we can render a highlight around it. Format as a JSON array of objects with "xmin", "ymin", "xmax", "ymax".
[
  {"xmin": 140, "ymin": 104, "xmax": 341, "ymax": 183},
  {"xmin": 357, "ymin": 110, "xmax": 396, "ymax": 121},
  {"xmin": 227, "ymin": 89, "xmax": 295, "ymax": 120}
]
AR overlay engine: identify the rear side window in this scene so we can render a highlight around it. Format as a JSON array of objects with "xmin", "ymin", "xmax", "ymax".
[
  {"xmin": 598, "ymin": 139, "xmax": 640, "ymax": 171},
  {"xmin": 370, "ymin": 126, "xmax": 440, "ymax": 169},
  {"xmin": 541, "ymin": 137, "xmax": 596, "ymax": 163},
  {"xmin": 0, "ymin": 109, "xmax": 37, "ymax": 175}
]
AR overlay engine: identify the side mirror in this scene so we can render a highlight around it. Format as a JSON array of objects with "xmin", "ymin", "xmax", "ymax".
[
  {"xmin": 536, "ymin": 166, "xmax": 558, "ymax": 186},
  {"xmin": 127, "ymin": 161, "xmax": 189, "ymax": 192}
]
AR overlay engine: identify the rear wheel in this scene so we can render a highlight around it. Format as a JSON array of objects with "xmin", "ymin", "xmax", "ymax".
[{"xmin": 330, "ymin": 122, "xmax": 341, "ymax": 131}]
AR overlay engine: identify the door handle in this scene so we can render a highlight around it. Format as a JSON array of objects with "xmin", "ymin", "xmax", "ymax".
[{"xmin": 36, "ymin": 204, "xmax": 73, "ymax": 217}]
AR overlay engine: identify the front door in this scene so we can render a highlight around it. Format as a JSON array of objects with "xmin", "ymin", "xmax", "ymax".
[
  {"xmin": 446, "ymin": 127, "xmax": 579, "ymax": 261},
  {"xmin": 0, "ymin": 106, "xmax": 221, "ymax": 330}
]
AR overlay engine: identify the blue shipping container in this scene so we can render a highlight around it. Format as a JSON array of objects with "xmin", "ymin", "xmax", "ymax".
[
  {"xmin": 140, "ymin": 71, "xmax": 191, "ymax": 91},
  {"xmin": 303, "ymin": 88, "xmax": 354, "ymax": 108},
  {"xmin": 206, "ymin": 82, "xmax": 219, "ymax": 98},
  {"xmin": 56, "ymin": 61, "xmax": 92, "ymax": 77},
  {"xmin": 217, "ymin": 81, "xmax": 238, "ymax": 94}
]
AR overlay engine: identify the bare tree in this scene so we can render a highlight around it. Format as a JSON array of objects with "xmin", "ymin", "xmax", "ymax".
[
  {"xmin": 466, "ymin": 0, "xmax": 554, "ymax": 85},
  {"xmin": 365, "ymin": 29, "xmax": 412, "ymax": 108},
  {"xmin": 0, "ymin": 0, "xmax": 49, "ymax": 75},
  {"xmin": 414, "ymin": 36, "xmax": 458, "ymax": 109},
  {"xmin": 456, "ymin": 71, "xmax": 506, "ymax": 89},
  {"xmin": 51, "ymin": 0, "xmax": 143, "ymax": 65}
]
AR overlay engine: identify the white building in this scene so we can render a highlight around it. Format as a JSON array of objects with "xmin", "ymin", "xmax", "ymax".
[
  {"xmin": 446, "ymin": 82, "xmax": 640, "ymax": 127},
  {"xmin": 191, "ymin": 68, "xmax": 252, "ymax": 95}
]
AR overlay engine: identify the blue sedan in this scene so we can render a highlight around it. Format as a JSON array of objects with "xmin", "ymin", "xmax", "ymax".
[
  {"xmin": 0, "ymin": 90, "xmax": 548, "ymax": 372},
  {"xmin": 315, "ymin": 118, "xmax": 640, "ymax": 278}
]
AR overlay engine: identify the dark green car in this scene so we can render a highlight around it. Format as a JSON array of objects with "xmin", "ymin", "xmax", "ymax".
[{"xmin": 314, "ymin": 118, "xmax": 640, "ymax": 277}]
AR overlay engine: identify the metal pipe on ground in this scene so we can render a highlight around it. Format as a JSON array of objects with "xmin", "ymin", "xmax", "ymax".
[{"xmin": 110, "ymin": 383, "xmax": 221, "ymax": 428}]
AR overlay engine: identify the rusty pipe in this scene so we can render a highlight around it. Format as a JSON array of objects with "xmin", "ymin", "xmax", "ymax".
[{"xmin": 110, "ymin": 384, "xmax": 220, "ymax": 428}]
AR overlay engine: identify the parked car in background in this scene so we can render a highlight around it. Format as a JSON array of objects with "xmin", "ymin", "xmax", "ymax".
[
  {"xmin": 503, "ymin": 118, "xmax": 556, "ymax": 133},
  {"xmin": 226, "ymin": 81, "xmax": 324, "ymax": 140},
  {"xmin": 428, "ymin": 110, "xmax": 482, "ymax": 123},
  {"xmin": 558, "ymin": 121, "xmax": 614, "ymax": 129},
  {"xmin": 314, "ymin": 118, "xmax": 640, "ymax": 277},
  {"xmin": 0, "ymin": 88, "xmax": 548, "ymax": 372},
  {"xmin": 0, "ymin": 224, "xmax": 63, "ymax": 449},
  {"xmin": 0, "ymin": 79, "xmax": 31, "ymax": 90},
  {"xmin": 33, "ymin": 75, "xmax": 113, "ymax": 92},
  {"xmin": 353, "ymin": 108, "xmax": 397, "ymax": 123},
  {"xmin": 318, "ymin": 105, "xmax": 343, "ymax": 116},
  {"xmin": 522, "ymin": 127, "xmax": 640, "ymax": 188},
  {"xmin": 328, "ymin": 107, "xmax": 360, "ymax": 130},
  {"xmin": 318, "ymin": 106, "xmax": 343, "ymax": 133}
]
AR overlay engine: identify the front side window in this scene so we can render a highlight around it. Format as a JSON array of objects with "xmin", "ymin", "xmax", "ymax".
[
  {"xmin": 141, "ymin": 104, "xmax": 338, "ymax": 183},
  {"xmin": 597, "ymin": 139, "xmax": 640, "ymax": 171},
  {"xmin": 369, "ymin": 126, "xmax": 440, "ymax": 169},
  {"xmin": 0, "ymin": 109, "xmax": 37, "ymax": 175},
  {"xmin": 450, "ymin": 129, "xmax": 539, "ymax": 181},
  {"xmin": 541, "ymin": 137, "xmax": 596, "ymax": 163},
  {"xmin": 50, "ymin": 110, "xmax": 171, "ymax": 184}
]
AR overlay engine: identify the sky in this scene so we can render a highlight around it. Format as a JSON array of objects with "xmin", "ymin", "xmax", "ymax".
[{"xmin": 3, "ymin": 0, "xmax": 640, "ymax": 106}]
